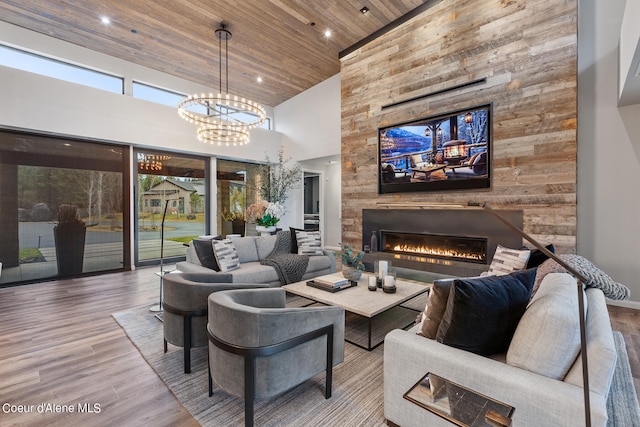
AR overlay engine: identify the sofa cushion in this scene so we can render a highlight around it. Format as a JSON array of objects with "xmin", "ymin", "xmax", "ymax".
[
  {"xmin": 506, "ymin": 272, "xmax": 585, "ymax": 380},
  {"xmin": 487, "ymin": 245, "xmax": 531, "ymax": 276},
  {"xmin": 436, "ymin": 268, "xmax": 536, "ymax": 356},
  {"xmin": 212, "ymin": 239, "xmax": 241, "ymax": 272},
  {"xmin": 296, "ymin": 230, "xmax": 324, "ymax": 256},
  {"xmin": 306, "ymin": 252, "xmax": 332, "ymax": 272},
  {"xmin": 420, "ymin": 279, "xmax": 454, "ymax": 339},
  {"xmin": 256, "ymin": 234, "xmax": 277, "ymax": 260},
  {"xmin": 564, "ymin": 288, "xmax": 617, "ymax": 396},
  {"xmin": 228, "ymin": 262, "xmax": 280, "ymax": 283},
  {"xmin": 228, "ymin": 236, "xmax": 259, "ymax": 263},
  {"xmin": 192, "ymin": 236, "xmax": 222, "ymax": 271}
]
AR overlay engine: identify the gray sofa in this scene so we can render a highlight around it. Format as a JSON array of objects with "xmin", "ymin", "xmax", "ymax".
[
  {"xmin": 384, "ymin": 272, "xmax": 617, "ymax": 427},
  {"xmin": 176, "ymin": 233, "xmax": 336, "ymax": 286}
]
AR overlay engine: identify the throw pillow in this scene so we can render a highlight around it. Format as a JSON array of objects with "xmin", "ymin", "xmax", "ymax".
[
  {"xmin": 435, "ymin": 268, "xmax": 536, "ymax": 356},
  {"xmin": 506, "ymin": 272, "xmax": 585, "ymax": 380},
  {"xmin": 487, "ymin": 245, "xmax": 531, "ymax": 276},
  {"xmin": 191, "ymin": 236, "xmax": 222, "ymax": 271},
  {"xmin": 420, "ymin": 279, "xmax": 454, "ymax": 339},
  {"xmin": 211, "ymin": 239, "xmax": 240, "ymax": 272},
  {"xmin": 290, "ymin": 227, "xmax": 318, "ymax": 254},
  {"xmin": 531, "ymin": 256, "xmax": 567, "ymax": 299},
  {"xmin": 295, "ymin": 230, "xmax": 324, "ymax": 256},
  {"xmin": 525, "ymin": 244, "xmax": 555, "ymax": 269}
]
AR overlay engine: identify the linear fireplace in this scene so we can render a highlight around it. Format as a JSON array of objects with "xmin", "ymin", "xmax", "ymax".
[
  {"xmin": 381, "ymin": 231, "xmax": 487, "ymax": 264},
  {"xmin": 362, "ymin": 208, "xmax": 524, "ymax": 277}
]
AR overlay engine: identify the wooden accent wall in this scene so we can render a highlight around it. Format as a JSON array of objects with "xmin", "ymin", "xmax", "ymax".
[{"xmin": 340, "ymin": 0, "xmax": 578, "ymax": 253}]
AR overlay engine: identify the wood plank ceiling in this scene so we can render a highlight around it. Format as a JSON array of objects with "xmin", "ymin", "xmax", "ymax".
[{"xmin": 0, "ymin": 0, "xmax": 425, "ymax": 107}]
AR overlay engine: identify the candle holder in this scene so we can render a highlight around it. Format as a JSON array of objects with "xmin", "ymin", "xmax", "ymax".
[
  {"xmin": 383, "ymin": 269, "xmax": 397, "ymax": 293},
  {"xmin": 368, "ymin": 276, "xmax": 377, "ymax": 291},
  {"xmin": 374, "ymin": 260, "xmax": 391, "ymax": 288}
]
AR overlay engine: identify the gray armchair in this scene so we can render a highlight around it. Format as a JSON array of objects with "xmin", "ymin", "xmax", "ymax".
[
  {"xmin": 162, "ymin": 272, "xmax": 270, "ymax": 373},
  {"xmin": 207, "ymin": 288, "xmax": 345, "ymax": 427}
]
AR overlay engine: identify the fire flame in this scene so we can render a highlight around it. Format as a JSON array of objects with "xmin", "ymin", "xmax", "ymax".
[{"xmin": 391, "ymin": 243, "xmax": 485, "ymax": 262}]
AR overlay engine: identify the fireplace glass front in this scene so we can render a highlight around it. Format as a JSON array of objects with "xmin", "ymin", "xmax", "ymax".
[{"xmin": 381, "ymin": 231, "xmax": 487, "ymax": 264}]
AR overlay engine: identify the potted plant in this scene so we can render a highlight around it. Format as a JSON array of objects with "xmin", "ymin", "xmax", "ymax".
[
  {"xmin": 53, "ymin": 204, "xmax": 86, "ymax": 276},
  {"xmin": 247, "ymin": 201, "xmax": 285, "ymax": 233},
  {"xmin": 339, "ymin": 244, "xmax": 365, "ymax": 281},
  {"xmin": 222, "ymin": 210, "xmax": 246, "ymax": 236},
  {"xmin": 256, "ymin": 148, "xmax": 302, "ymax": 205}
]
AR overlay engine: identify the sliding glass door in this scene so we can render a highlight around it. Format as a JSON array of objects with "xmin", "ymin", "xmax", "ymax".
[
  {"xmin": 134, "ymin": 150, "xmax": 208, "ymax": 266},
  {"xmin": 0, "ymin": 130, "xmax": 129, "ymax": 285}
]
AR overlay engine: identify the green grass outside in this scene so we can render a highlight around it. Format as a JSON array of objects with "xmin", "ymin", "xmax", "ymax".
[
  {"xmin": 20, "ymin": 248, "xmax": 45, "ymax": 263},
  {"xmin": 167, "ymin": 236, "xmax": 198, "ymax": 244}
]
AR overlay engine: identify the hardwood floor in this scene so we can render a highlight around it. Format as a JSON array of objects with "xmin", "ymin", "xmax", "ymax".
[
  {"xmin": 0, "ymin": 266, "xmax": 198, "ymax": 427},
  {"xmin": 0, "ymin": 268, "xmax": 638, "ymax": 426}
]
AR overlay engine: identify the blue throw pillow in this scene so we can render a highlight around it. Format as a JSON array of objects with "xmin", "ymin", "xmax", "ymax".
[
  {"xmin": 525, "ymin": 244, "xmax": 555, "ymax": 269},
  {"xmin": 436, "ymin": 268, "xmax": 536, "ymax": 356}
]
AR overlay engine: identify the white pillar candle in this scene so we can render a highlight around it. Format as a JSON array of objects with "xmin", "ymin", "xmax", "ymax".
[
  {"xmin": 384, "ymin": 274, "xmax": 395, "ymax": 288},
  {"xmin": 368, "ymin": 276, "xmax": 377, "ymax": 287},
  {"xmin": 378, "ymin": 261, "xmax": 388, "ymax": 278}
]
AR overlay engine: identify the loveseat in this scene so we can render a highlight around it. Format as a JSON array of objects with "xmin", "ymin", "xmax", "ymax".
[
  {"xmin": 384, "ymin": 271, "xmax": 617, "ymax": 427},
  {"xmin": 176, "ymin": 232, "xmax": 336, "ymax": 286}
]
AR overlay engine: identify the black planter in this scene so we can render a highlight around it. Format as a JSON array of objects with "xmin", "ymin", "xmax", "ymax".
[
  {"xmin": 231, "ymin": 220, "xmax": 245, "ymax": 236},
  {"xmin": 54, "ymin": 224, "xmax": 86, "ymax": 276}
]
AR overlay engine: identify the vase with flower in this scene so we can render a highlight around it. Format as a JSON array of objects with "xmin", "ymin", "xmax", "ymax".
[{"xmin": 247, "ymin": 201, "xmax": 285, "ymax": 233}]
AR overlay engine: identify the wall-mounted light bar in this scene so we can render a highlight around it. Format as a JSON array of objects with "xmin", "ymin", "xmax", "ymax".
[{"xmin": 381, "ymin": 78, "xmax": 487, "ymax": 110}]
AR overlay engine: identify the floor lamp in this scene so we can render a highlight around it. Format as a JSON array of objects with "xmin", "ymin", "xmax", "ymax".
[
  {"xmin": 476, "ymin": 203, "xmax": 592, "ymax": 427},
  {"xmin": 150, "ymin": 199, "xmax": 171, "ymax": 314}
]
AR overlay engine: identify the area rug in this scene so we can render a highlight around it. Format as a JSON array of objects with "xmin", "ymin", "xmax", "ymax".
[
  {"xmin": 113, "ymin": 306, "xmax": 639, "ymax": 427},
  {"xmin": 607, "ymin": 331, "xmax": 640, "ymax": 426},
  {"xmin": 113, "ymin": 305, "xmax": 388, "ymax": 426}
]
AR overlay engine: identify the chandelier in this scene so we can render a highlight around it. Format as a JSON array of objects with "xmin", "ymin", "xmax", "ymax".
[{"xmin": 178, "ymin": 24, "xmax": 266, "ymax": 146}]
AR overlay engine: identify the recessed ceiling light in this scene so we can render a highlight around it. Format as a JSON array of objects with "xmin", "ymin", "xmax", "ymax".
[
  {"xmin": 324, "ymin": 29, "xmax": 332, "ymax": 38},
  {"xmin": 360, "ymin": 6, "xmax": 370, "ymax": 14},
  {"xmin": 101, "ymin": 16, "xmax": 111, "ymax": 25}
]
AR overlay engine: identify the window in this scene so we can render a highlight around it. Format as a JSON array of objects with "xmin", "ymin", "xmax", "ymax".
[
  {"xmin": 133, "ymin": 81, "xmax": 271, "ymax": 129},
  {"xmin": 0, "ymin": 44, "xmax": 123, "ymax": 94},
  {"xmin": 132, "ymin": 81, "xmax": 207, "ymax": 114},
  {"xmin": 135, "ymin": 149, "xmax": 208, "ymax": 265}
]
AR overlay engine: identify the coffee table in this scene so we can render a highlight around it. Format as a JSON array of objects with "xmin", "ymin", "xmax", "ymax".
[{"xmin": 283, "ymin": 273, "xmax": 430, "ymax": 350}]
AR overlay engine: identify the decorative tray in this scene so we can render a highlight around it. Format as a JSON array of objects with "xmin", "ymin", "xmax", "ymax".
[{"xmin": 306, "ymin": 280, "xmax": 357, "ymax": 293}]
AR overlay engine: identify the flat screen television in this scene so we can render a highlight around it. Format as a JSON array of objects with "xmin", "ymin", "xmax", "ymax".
[{"xmin": 378, "ymin": 104, "xmax": 491, "ymax": 194}]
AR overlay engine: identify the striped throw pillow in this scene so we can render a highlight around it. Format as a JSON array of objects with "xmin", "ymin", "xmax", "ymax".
[
  {"xmin": 487, "ymin": 245, "xmax": 530, "ymax": 276},
  {"xmin": 212, "ymin": 239, "xmax": 240, "ymax": 272},
  {"xmin": 295, "ymin": 230, "xmax": 324, "ymax": 256}
]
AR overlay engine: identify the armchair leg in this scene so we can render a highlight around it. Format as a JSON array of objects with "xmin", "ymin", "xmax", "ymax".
[
  {"xmin": 164, "ymin": 338, "xmax": 167, "ymax": 353},
  {"xmin": 325, "ymin": 329, "xmax": 334, "ymax": 399},
  {"xmin": 244, "ymin": 355, "xmax": 256, "ymax": 427},
  {"xmin": 208, "ymin": 351, "xmax": 213, "ymax": 397},
  {"xmin": 183, "ymin": 315, "xmax": 192, "ymax": 373}
]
